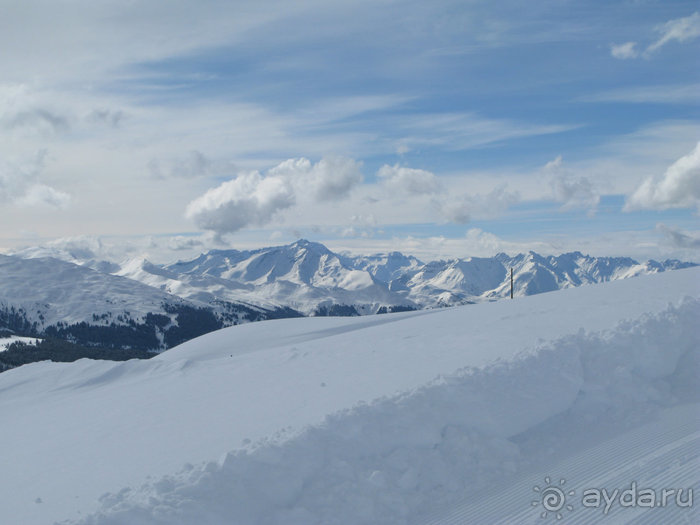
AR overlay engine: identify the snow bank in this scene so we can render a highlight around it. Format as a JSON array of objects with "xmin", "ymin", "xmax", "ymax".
[{"xmin": 70, "ymin": 298, "xmax": 699, "ymax": 525}]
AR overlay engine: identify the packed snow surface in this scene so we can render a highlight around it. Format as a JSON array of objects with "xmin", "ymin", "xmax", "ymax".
[{"xmin": 0, "ymin": 268, "xmax": 698, "ymax": 524}]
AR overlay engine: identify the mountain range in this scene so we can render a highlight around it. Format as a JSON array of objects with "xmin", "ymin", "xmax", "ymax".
[{"xmin": 1, "ymin": 239, "xmax": 696, "ymax": 355}]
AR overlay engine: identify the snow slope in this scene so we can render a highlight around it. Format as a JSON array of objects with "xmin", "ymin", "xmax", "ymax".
[
  {"xmin": 0, "ymin": 254, "xmax": 198, "ymax": 328},
  {"xmin": 0, "ymin": 254, "xmax": 298, "ymax": 352},
  {"xmin": 0, "ymin": 268, "xmax": 697, "ymax": 524}
]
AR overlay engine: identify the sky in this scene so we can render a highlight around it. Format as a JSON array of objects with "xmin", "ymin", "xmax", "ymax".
[{"xmin": 0, "ymin": 0, "xmax": 699, "ymax": 263}]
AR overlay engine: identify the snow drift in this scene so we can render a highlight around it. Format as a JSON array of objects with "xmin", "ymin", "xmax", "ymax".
[{"xmin": 0, "ymin": 268, "xmax": 697, "ymax": 525}]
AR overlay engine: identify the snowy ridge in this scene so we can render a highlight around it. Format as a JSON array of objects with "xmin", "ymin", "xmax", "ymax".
[
  {"xmin": 0, "ymin": 267, "xmax": 697, "ymax": 524},
  {"xmin": 0, "ymin": 254, "xmax": 194, "ymax": 328}
]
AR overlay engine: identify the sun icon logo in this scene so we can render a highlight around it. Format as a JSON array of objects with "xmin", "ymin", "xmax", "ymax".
[{"xmin": 532, "ymin": 476, "xmax": 575, "ymax": 520}]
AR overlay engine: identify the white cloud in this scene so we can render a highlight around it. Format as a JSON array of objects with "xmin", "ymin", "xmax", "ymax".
[
  {"xmin": 0, "ymin": 150, "xmax": 71, "ymax": 208},
  {"xmin": 87, "ymin": 108, "xmax": 125, "ymax": 128},
  {"xmin": 185, "ymin": 171, "xmax": 295, "ymax": 234},
  {"xmin": 3, "ymin": 108, "xmax": 70, "ymax": 136},
  {"xmin": 16, "ymin": 184, "xmax": 71, "ymax": 209},
  {"xmin": 609, "ymin": 12, "xmax": 700, "ymax": 60},
  {"xmin": 149, "ymin": 150, "xmax": 235, "ymax": 179},
  {"xmin": 0, "ymin": 1, "xmax": 335, "ymax": 84},
  {"xmin": 308, "ymin": 157, "xmax": 364, "ymax": 201},
  {"xmin": 610, "ymin": 41, "xmax": 638, "ymax": 59},
  {"xmin": 625, "ymin": 141, "xmax": 700, "ymax": 211},
  {"xmin": 581, "ymin": 83, "xmax": 700, "ymax": 104},
  {"xmin": 656, "ymin": 223, "xmax": 700, "ymax": 249},
  {"xmin": 184, "ymin": 155, "xmax": 363, "ymax": 235},
  {"xmin": 463, "ymin": 228, "xmax": 507, "ymax": 253},
  {"xmin": 267, "ymin": 157, "xmax": 313, "ymax": 177},
  {"xmin": 396, "ymin": 112, "xmax": 577, "ymax": 151},
  {"xmin": 545, "ymin": 156, "xmax": 600, "ymax": 212},
  {"xmin": 327, "ymin": 225, "xmax": 700, "ymax": 262},
  {"xmin": 377, "ymin": 164, "xmax": 442, "ymax": 195},
  {"xmin": 552, "ymin": 176, "xmax": 599, "ymax": 212},
  {"xmin": 167, "ymin": 236, "xmax": 205, "ymax": 251},
  {"xmin": 440, "ymin": 184, "xmax": 519, "ymax": 224},
  {"xmin": 326, "ymin": 229, "xmax": 547, "ymax": 260},
  {"xmin": 647, "ymin": 11, "xmax": 700, "ymax": 54},
  {"xmin": 395, "ymin": 143, "xmax": 410, "ymax": 155},
  {"xmin": 268, "ymin": 156, "xmax": 363, "ymax": 201}
]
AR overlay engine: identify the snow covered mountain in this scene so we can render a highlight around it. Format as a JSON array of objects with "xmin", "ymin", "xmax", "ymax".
[
  {"xmin": 5, "ymin": 240, "xmax": 696, "ymax": 352},
  {"xmin": 0, "ymin": 254, "xmax": 300, "ymax": 352},
  {"xmin": 158, "ymin": 239, "xmax": 416, "ymax": 314},
  {"xmin": 1, "ymin": 267, "xmax": 697, "ymax": 524},
  {"xmin": 116, "ymin": 240, "xmax": 697, "ymax": 311}
]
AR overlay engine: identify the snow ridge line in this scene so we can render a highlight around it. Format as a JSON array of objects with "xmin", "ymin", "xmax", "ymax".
[{"xmin": 68, "ymin": 298, "xmax": 700, "ymax": 525}]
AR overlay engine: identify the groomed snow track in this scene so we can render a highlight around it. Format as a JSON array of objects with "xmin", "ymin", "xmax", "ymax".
[{"xmin": 426, "ymin": 402, "xmax": 699, "ymax": 524}]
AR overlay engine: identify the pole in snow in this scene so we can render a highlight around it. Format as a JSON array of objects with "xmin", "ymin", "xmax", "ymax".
[{"xmin": 510, "ymin": 267, "xmax": 513, "ymax": 299}]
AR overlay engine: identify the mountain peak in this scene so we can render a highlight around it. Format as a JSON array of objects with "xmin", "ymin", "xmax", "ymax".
[{"xmin": 288, "ymin": 239, "xmax": 331, "ymax": 254}]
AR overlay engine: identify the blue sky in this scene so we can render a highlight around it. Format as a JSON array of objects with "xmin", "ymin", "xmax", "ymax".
[{"xmin": 0, "ymin": 0, "xmax": 698, "ymax": 262}]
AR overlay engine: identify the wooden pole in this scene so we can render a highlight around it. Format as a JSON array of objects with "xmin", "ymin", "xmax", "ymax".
[{"xmin": 510, "ymin": 267, "xmax": 513, "ymax": 299}]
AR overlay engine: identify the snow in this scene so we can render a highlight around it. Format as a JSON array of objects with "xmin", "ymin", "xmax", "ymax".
[
  {"xmin": 114, "ymin": 243, "xmax": 412, "ymax": 314},
  {"xmin": 0, "ymin": 335, "xmax": 41, "ymax": 351},
  {"xmin": 0, "ymin": 254, "xmax": 194, "ymax": 328},
  {"xmin": 427, "ymin": 402, "xmax": 700, "ymax": 524},
  {"xmin": 0, "ymin": 267, "xmax": 697, "ymax": 524}
]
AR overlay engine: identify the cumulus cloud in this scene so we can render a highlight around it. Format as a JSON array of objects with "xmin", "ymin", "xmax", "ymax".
[
  {"xmin": 269, "ymin": 156, "xmax": 363, "ymax": 201},
  {"xmin": 377, "ymin": 164, "xmax": 442, "ymax": 195},
  {"xmin": 656, "ymin": 223, "xmax": 700, "ymax": 249},
  {"xmin": 647, "ymin": 11, "xmax": 700, "ymax": 54},
  {"xmin": 545, "ymin": 155, "xmax": 600, "ymax": 213},
  {"xmin": 440, "ymin": 184, "xmax": 519, "ymax": 224},
  {"xmin": 610, "ymin": 41, "xmax": 638, "ymax": 59},
  {"xmin": 625, "ymin": 141, "xmax": 700, "ymax": 211},
  {"xmin": 185, "ymin": 171, "xmax": 295, "ymax": 234},
  {"xmin": 312, "ymin": 157, "xmax": 363, "ymax": 201},
  {"xmin": 185, "ymin": 156, "xmax": 363, "ymax": 235}
]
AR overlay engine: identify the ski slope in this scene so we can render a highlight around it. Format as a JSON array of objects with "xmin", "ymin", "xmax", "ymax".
[{"xmin": 0, "ymin": 268, "xmax": 697, "ymax": 524}]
